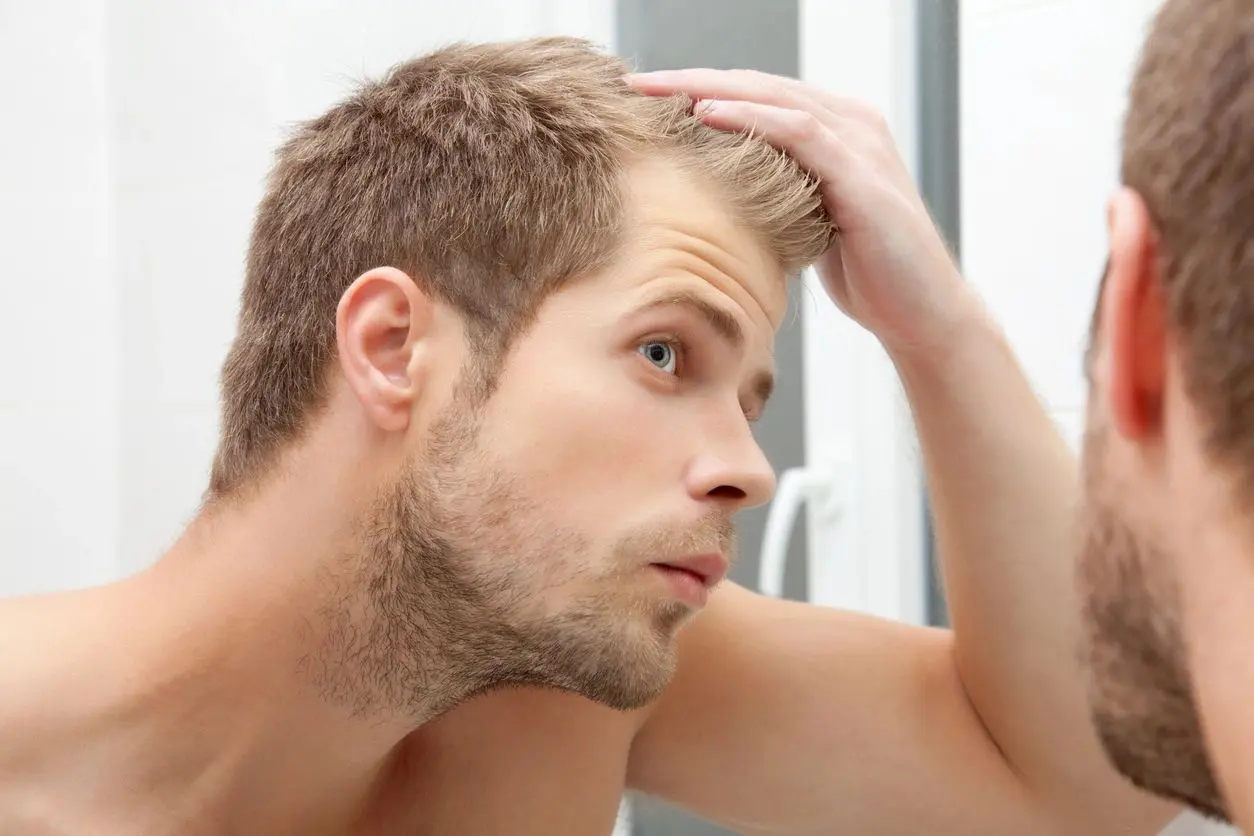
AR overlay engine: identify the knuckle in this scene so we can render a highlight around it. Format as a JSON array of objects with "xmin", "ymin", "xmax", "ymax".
[
  {"xmin": 846, "ymin": 96, "xmax": 888, "ymax": 128},
  {"xmin": 784, "ymin": 109, "xmax": 824, "ymax": 142}
]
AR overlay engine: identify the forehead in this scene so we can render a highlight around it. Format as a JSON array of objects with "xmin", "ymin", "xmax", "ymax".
[{"xmin": 616, "ymin": 158, "xmax": 790, "ymax": 331}]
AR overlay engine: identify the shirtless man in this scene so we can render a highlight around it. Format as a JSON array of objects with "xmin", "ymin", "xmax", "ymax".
[{"xmin": 0, "ymin": 25, "xmax": 1189, "ymax": 836}]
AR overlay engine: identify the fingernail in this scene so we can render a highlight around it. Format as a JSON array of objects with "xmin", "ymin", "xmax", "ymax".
[{"xmin": 695, "ymin": 99, "xmax": 719, "ymax": 116}]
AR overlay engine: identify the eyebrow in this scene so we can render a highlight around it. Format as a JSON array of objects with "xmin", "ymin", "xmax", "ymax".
[{"xmin": 635, "ymin": 290, "xmax": 776, "ymax": 409}]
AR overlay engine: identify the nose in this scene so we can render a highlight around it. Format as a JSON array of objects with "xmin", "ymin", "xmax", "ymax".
[{"xmin": 685, "ymin": 432, "xmax": 777, "ymax": 512}]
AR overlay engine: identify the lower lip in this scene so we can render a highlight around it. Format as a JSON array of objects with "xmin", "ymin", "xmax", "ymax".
[{"xmin": 652, "ymin": 565, "xmax": 710, "ymax": 608}]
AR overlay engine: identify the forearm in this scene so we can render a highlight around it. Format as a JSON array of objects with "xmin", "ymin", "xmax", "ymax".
[{"xmin": 891, "ymin": 295, "xmax": 1174, "ymax": 829}]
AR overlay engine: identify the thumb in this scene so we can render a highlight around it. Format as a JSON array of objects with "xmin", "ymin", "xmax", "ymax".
[{"xmin": 816, "ymin": 237, "xmax": 850, "ymax": 308}]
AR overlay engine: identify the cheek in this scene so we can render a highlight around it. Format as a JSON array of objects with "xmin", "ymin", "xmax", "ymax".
[{"xmin": 482, "ymin": 364, "xmax": 694, "ymax": 516}]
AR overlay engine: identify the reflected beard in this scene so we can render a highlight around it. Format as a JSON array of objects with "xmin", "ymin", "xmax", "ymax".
[{"xmin": 1077, "ymin": 423, "xmax": 1229, "ymax": 821}]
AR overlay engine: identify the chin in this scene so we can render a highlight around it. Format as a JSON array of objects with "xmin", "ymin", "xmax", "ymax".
[{"xmin": 526, "ymin": 604, "xmax": 686, "ymax": 710}]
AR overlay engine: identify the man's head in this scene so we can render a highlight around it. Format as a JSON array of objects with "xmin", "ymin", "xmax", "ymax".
[
  {"xmin": 208, "ymin": 38, "xmax": 829, "ymax": 719},
  {"xmin": 1077, "ymin": 0, "xmax": 1254, "ymax": 820}
]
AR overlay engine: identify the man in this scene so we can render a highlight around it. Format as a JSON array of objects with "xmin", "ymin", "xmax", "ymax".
[
  {"xmin": 1074, "ymin": 0, "xmax": 1254, "ymax": 826},
  {"xmin": 3, "ymin": 38, "xmax": 827, "ymax": 834},
  {"xmin": 615, "ymin": 0, "xmax": 1249, "ymax": 830},
  {"xmin": 0, "ymin": 28, "xmax": 1180, "ymax": 836}
]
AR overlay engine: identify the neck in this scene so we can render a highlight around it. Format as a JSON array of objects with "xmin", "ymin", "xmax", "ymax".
[
  {"xmin": 0, "ymin": 465, "xmax": 434, "ymax": 835},
  {"xmin": 1174, "ymin": 487, "xmax": 1254, "ymax": 828}
]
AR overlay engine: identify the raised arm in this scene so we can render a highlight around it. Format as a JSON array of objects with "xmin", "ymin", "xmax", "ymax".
[{"xmin": 624, "ymin": 68, "xmax": 1181, "ymax": 835}]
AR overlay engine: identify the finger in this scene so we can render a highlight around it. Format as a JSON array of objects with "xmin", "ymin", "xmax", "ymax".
[
  {"xmin": 695, "ymin": 98, "xmax": 852, "ymax": 186},
  {"xmin": 626, "ymin": 68, "xmax": 843, "ymax": 128},
  {"xmin": 627, "ymin": 68, "xmax": 880, "ymax": 130}
]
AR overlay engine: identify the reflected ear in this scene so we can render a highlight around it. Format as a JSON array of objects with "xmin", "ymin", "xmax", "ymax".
[
  {"xmin": 335, "ymin": 267, "xmax": 435, "ymax": 432},
  {"xmin": 1103, "ymin": 187, "xmax": 1168, "ymax": 442}
]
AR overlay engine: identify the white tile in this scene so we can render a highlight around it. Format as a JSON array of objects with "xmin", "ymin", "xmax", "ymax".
[
  {"xmin": 0, "ymin": 188, "xmax": 119, "ymax": 407},
  {"xmin": 960, "ymin": 0, "xmax": 1148, "ymax": 414},
  {"xmin": 113, "ymin": 181, "xmax": 249, "ymax": 408},
  {"xmin": 107, "ymin": 0, "xmax": 274, "ymax": 193},
  {"xmin": 0, "ymin": 1, "xmax": 109, "ymax": 198},
  {"xmin": 0, "ymin": 404, "xmax": 120, "ymax": 595},
  {"xmin": 1158, "ymin": 811, "xmax": 1239, "ymax": 836},
  {"xmin": 1050, "ymin": 409, "xmax": 1085, "ymax": 454},
  {"xmin": 118, "ymin": 403, "xmax": 219, "ymax": 575}
]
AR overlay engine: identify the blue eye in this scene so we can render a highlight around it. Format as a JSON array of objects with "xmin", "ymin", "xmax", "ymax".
[{"xmin": 639, "ymin": 340, "xmax": 678, "ymax": 374}]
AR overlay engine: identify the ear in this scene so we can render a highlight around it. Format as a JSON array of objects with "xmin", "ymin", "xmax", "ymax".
[
  {"xmin": 335, "ymin": 267, "xmax": 435, "ymax": 433},
  {"xmin": 1102, "ymin": 187, "xmax": 1168, "ymax": 442}
]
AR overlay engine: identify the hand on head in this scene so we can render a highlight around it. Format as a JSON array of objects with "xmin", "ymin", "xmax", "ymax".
[{"xmin": 626, "ymin": 68, "xmax": 981, "ymax": 358}]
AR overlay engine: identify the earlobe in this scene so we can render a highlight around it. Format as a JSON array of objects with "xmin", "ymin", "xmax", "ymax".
[
  {"xmin": 335, "ymin": 267, "xmax": 434, "ymax": 432},
  {"xmin": 1103, "ymin": 188, "xmax": 1167, "ymax": 441}
]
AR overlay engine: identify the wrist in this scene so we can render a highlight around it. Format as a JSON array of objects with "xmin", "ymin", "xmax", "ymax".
[
  {"xmin": 884, "ymin": 283, "xmax": 998, "ymax": 380},
  {"xmin": 888, "ymin": 297, "xmax": 1042, "ymax": 449}
]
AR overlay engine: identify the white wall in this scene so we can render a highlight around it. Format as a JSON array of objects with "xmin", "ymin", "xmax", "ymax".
[
  {"xmin": 960, "ymin": 0, "xmax": 1160, "ymax": 448},
  {"xmin": 960, "ymin": 2, "xmax": 1235, "ymax": 834},
  {"xmin": 0, "ymin": 0, "xmax": 614, "ymax": 595},
  {"xmin": 1, "ymin": 1, "xmax": 119, "ymax": 595}
]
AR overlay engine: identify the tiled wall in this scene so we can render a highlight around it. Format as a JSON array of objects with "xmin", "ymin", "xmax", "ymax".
[{"xmin": 1, "ymin": 1, "xmax": 119, "ymax": 594}]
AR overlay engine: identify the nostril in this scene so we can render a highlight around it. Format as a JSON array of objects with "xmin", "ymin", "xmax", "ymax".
[{"xmin": 708, "ymin": 485, "xmax": 748, "ymax": 501}]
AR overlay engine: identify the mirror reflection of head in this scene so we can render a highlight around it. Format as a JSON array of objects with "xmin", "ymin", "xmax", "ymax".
[
  {"xmin": 1078, "ymin": 0, "xmax": 1254, "ymax": 822},
  {"xmin": 204, "ymin": 36, "xmax": 829, "ymax": 722}
]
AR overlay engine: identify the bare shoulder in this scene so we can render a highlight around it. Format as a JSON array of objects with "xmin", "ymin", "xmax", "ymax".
[
  {"xmin": 385, "ymin": 686, "xmax": 643, "ymax": 835},
  {"xmin": 0, "ymin": 591, "xmax": 87, "ymax": 719}
]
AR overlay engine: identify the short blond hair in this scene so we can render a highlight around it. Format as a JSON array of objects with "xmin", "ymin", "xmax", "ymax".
[{"xmin": 210, "ymin": 36, "xmax": 829, "ymax": 497}]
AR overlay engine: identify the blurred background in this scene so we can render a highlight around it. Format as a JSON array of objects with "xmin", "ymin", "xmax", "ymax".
[{"xmin": 0, "ymin": 0, "xmax": 1231, "ymax": 833}]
